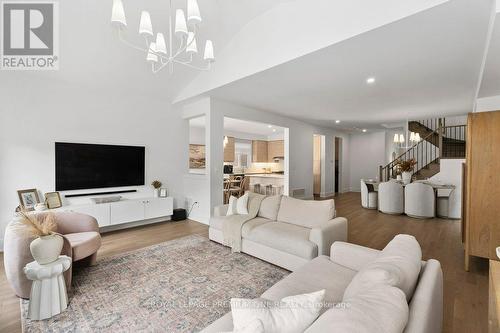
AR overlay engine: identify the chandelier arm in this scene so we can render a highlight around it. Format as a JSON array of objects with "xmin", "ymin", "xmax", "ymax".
[
  {"xmin": 174, "ymin": 53, "xmax": 194, "ymax": 65},
  {"xmin": 152, "ymin": 60, "xmax": 172, "ymax": 74},
  {"xmin": 171, "ymin": 27, "xmax": 198, "ymax": 60},
  {"xmin": 173, "ymin": 59, "xmax": 211, "ymax": 71},
  {"xmin": 117, "ymin": 29, "xmax": 148, "ymax": 53}
]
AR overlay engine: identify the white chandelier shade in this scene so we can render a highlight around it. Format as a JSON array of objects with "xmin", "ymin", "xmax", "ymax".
[
  {"xmin": 393, "ymin": 133, "xmax": 399, "ymax": 143},
  {"xmin": 111, "ymin": 0, "xmax": 215, "ymax": 74},
  {"xmin": 111, "ymin": 0, "xmax": 127, "ymax": 27},
  {"xmin": 139, "ymin": 11, "xmax": 153, "ymax": 36},
  {"xmin": 175, "ymin": 9, "xmax": 188, "ymax": 36},
  {"xmin": 187, "ymin": 0, "xmax": 202, "ymax": 25}
]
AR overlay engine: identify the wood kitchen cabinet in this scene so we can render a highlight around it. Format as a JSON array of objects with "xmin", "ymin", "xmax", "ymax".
[
  {"xmin": 224, "ymin": 136, "xmax": 235, "ymax": 162},
  {"xmin": 252, "ymin": 140, "xmax": 268, "ymax": 162},
  {"xmin": 268, "ymin": 140, "xmax": 284, "ymax": 161}
]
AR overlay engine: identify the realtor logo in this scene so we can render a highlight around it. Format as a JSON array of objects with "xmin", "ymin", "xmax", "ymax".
[{"xmin": 1, "ymin": 1, "xmax": 59, "ymax": 70}]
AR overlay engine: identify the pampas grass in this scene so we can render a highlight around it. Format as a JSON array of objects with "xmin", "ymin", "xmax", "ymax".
[{"xmin": 11, "ymin": 211, "xmax": 57, "ymax": 237}]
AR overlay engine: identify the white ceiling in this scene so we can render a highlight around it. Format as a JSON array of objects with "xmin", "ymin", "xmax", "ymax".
[
  {"xmin": 189, "ymin": 116, "xmax": 285, "ymax": 137},
  {"xmin": 0, "ymin": 0, "xmax": 290, "ymax": 99},
  {"xmin": 206, "ymin": 0, "xmax": 493, "ymax": 130},
  {"xmin": 479, "ymin": 11, "xmax": 500, "ymax": 98}
]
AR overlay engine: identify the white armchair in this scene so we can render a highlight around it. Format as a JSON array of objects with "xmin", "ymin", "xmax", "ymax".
[
  {"xmin": 378, "ymin": 181, "xmax": 404, "ymax": 214},
  {"xmin": 405, "ymin": 183, "xmax": 435, "ymax": 218},
  {"xmin": 360, "ymin": 180, "xmax": 378, "ymax": 209}
]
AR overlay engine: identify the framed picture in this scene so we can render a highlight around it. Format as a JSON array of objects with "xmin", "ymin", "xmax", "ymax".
[
  {"xmin": 17, "ymin": 189, "xmax": 40, "ymax": 211},
  {"xmin": 159, "ymin": 188, "xmax": 168, "ymax": 197},
  {"xmin": 45, "ymin": 192, "xmax": 63, "ymax": 209},
  {"xmin": 189, "ymin": 144, "xmax": 206, "ymax": 169}
]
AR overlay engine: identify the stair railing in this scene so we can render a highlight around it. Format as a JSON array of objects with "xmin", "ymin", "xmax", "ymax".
[
  {"xmin": 442, "ymin": 124, "xmax": 467, "ymax": 158},
  {"xmin": 379, "ymin": 129, "xmax": 440, "ymax": 182}
]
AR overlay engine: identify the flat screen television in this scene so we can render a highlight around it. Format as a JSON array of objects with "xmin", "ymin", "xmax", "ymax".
[{"xmin": 55, "ymin": 142, "xmax": 145, "ymax": 191}]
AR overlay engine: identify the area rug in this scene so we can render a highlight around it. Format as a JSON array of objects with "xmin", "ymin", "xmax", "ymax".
[{"xmin": 21, "ymin": 235, "xmax": 289, "ymax": 332}]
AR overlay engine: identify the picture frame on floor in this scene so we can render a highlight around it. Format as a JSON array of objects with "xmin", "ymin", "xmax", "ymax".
[
  {"xmin": 45, "ymin": 192, "xmax": 63, "ymax": 209},
  {"xmin": 17, "ymin": 189, "xmax": 40, "ymax": 211}
]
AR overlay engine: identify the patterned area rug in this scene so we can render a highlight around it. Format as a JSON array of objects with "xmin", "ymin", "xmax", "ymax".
[{"xmin": 21, "ymin": 235, "xmax": 289, "ymax": 332}]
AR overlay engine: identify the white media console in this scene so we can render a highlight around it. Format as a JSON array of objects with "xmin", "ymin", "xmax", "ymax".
[{"xmin": 54, "ymin": 197, "xmax": 174, "ymax": 229}]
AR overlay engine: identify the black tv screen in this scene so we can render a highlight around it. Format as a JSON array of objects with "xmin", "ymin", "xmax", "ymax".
[{"xmin": 55, "ymin": 142, "xmax": 145, "ymax": 191}]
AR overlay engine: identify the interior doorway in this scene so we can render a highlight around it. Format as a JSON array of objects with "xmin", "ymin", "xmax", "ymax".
[
  {"xmin": 313, "ymin": 135, "xmax": 321, "ymax": 196},
  {"xmin": 335, "ymin": 137, "xmax": 341, "ymax": 194}
]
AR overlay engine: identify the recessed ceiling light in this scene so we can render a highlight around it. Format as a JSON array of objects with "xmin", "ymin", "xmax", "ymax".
[
  {"xmin": 267, "ymin": 125, "xmax": 273, "ymax": 128},
  {"xmin": 335, "ymin": 120, "xmax": 341, "ymax": 124},
  {"xmin": 362, "ymin": 129, "xmax": 367, "ymax": 132},
  {"xmin": 366, "ymin": 77, "xmax": 376, "ymax": 84},
  {"xmin": 272, "ymin": 128, "xmax": 277, "ymax": 132}
]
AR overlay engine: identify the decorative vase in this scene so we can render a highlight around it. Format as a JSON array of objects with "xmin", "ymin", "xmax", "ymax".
[
  {"xmin": 396, "ymin": 174, "xmax": 402, "ymax": 181},
  {"xmin": 153, "ymin": 189, "xmax": 160, "ymax": 197},
  {"xmin": 30, "ymin": 234, "xmax": 64, "ymax": 265},
  {"xmin": 402, "ymin": 171, "xmax": 412, "ymax": 185}
]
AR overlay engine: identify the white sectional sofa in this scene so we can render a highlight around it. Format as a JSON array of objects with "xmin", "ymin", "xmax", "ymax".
[
  {"xmin": 209, "ymin": 195, "xmax": 348, "ymax": 271},
  {"xmin": 203, "ymin": 236, "xmax": 443, "ymax": 333}
]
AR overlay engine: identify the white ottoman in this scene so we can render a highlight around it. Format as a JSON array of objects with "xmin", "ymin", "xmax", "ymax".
[{"xmin": 24, "ymin": 255, "xmax": 72, "ymax": 320}]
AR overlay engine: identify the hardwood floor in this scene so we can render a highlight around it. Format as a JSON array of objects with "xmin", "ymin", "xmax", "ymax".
[{"xmin": 0, "ymin": 193, "xmax": 488, "ymax": 333}]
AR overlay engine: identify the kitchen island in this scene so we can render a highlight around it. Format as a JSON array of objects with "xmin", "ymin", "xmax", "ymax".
[{"xmin": 246, "ymin": 173, "xmax": 284, "ymax": 195}]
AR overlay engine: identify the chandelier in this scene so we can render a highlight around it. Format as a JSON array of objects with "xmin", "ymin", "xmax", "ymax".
[{"xmin": 111, "ymin": 0, "xmax": 215, "ymax": 74}]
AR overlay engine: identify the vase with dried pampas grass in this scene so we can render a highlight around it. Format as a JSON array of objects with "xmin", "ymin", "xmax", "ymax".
[{"xmin": 11, "ymin": 211, "xmax": 63, "ymax": 265}]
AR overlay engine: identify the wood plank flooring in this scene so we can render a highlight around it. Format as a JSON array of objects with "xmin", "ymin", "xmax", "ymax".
[{"xmin": 0, "ymin": 193, "xmax": 488, "ymax": 333}]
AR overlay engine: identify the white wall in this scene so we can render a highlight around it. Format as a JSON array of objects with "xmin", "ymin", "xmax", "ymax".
[
  {"xmin": 175, "ymin": 0, "xmax": 447, "ymax": 102},
  {"xmin": 476, "ymin": 95, "xmax": 500, "ymax": 112},
  {"xmin": 0, "ymin": 80, "xmax": 186, "ymax": 249},
  {"xmin": 179, "ymin": 97, "xmax": 351, "ymax": 223},
  {"xmin": 430, "ymin": 159, "xmax": 465, "ymax": 219},
  {"xmin": 349, "ymin": 131, "xmax": 387, "ymax": 191}
]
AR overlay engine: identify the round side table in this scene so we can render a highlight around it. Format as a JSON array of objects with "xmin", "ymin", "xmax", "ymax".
[{"xmin": 24, "ymin": 255, "xmax": 72, "ymax": 320}]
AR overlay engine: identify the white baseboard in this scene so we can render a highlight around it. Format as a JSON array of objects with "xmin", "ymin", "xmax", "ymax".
[{"xmin": 320, "ymin": 192, "xmax": 335, "ymax": 198}]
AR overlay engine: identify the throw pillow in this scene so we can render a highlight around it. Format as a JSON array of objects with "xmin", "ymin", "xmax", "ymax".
[
  {"xmin": 222, "ymin": 319, "xmax": 265, "ymax": 333},
  {"xmin": 227, "ymin": 193, "xmax": 249, "ymax": 216},
  {"xmin": 231, "ymin": 290, "xmax": 325, "ymax": 333},
  {"xmin": 305, "ymin": 286, "xmax": 409, "ymax": 333},
  {"xmin": 343, "ymin": 234, "xmax": 422, "ymax": 301}
]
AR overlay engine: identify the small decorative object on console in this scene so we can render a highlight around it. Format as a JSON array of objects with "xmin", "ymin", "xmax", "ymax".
[
  {"xmin": 44, "ymin": 192, "xmax": 62, "ymax": 209},
  {"xmin": 151, "ymin": 180, "xmax": 162, "ymax": 197},
  {"xmin": 17, "ymin": 189, "xmax": 40, "ymax": 211},
  {"xmin": 159, "ymin": 188, "xmax": 168, "ymax": 197}
]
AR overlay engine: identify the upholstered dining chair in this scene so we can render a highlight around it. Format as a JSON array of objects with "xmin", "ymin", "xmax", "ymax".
[
  {"xmin": 360, "ymin": 180, "xmax": 378, "ymax": 209},
  {"xmin": 404, "ymin": 183, "xmax": 435, "ymax": 219},
  {"xmin": 378, "ymin": 181, "xmax": 404, "ymax": 215},
  {"xmin": 4, "ymin": 212, "xmax": 101, "ymax": 299}
]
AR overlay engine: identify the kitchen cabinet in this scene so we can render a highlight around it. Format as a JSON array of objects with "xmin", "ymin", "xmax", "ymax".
[
  {"xmin": 224, "ymin": 136, "xmax": 235, "ymax": 162},
  {"xmin": 252, "ymin": 140, "xmax": 268, "ymax": 162},
  {"xmin": 268, "ymin": 140, "xmax": 284, "ymax": 161}
]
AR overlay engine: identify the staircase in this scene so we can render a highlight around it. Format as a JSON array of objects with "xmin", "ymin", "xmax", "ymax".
[{"xmin": 379, "ymin": 118, "xmax": 466, "ymax": 182}]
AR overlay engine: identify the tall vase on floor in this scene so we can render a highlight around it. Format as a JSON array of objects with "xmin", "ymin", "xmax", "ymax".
[{"xmin": 30, "ymin": 234, "xmax": 64, "ymax": 264}]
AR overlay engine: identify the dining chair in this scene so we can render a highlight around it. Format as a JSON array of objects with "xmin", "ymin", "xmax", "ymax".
[
  {"xmin": 360, "ymin": 180, "xmax": 378, "ymax": 209},
  {"xmin": 404, "ymin": 183, "xmax": 435, "ymax": 218},
  {"xmin": 378, "ymin": 181, "xmax": 404, "ymax": 214}
]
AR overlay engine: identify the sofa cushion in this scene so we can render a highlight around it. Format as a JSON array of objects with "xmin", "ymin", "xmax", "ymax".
[
  {"xmin": 241, "ymin": 218, "xmax": 273, "ymax": 237},
  {"xmin": 258, "ymin": 195, "xmax": 282, "ymax": 220},
  {"xmin": 343, "ymin": 234, "xmax": 422, "ymax": 301},
  {"xmin": 64, "ymin": 231, "xmax": 101, "ymax": 261},
  {"xmin": 262, "ymin": 256, "xmax": 356, "ymax": 306},
  {"xmin": 305, "ymin": 286, "xmax": 409, "ymax": 333},
  {"xmin": 244, "ymin": 222, "xmax": 318, "ymax": 260},
  {"xmin": 231, "ymin": 290, "xmax": 325, "ymax": 333},
  {"xmin": 277, "ymin": 196, "xmax": 334, "ymax": 228}
]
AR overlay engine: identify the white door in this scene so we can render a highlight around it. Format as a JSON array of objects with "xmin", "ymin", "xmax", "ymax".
[
  {"xmin": 144, "ymin": 197, "xmax": 173, "ymax": 219},
  {"xmin": 64, "ymin": 204, "xmax": 111, "ymax": 227},
  {"xmin": 110, "ymin": 200, "xmax": 145, "ymax": 225}
]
